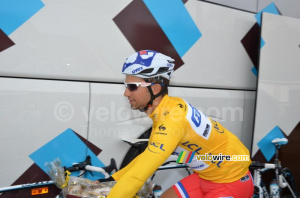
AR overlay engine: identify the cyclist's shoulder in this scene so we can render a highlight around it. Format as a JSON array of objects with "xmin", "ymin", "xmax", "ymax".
[{"xmin": 164, "ymin": 95, "xmax": 189, "ymax": 112}]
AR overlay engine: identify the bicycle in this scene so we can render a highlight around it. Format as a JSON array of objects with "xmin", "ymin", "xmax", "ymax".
[
  {"xmin": 0, "ymin": 153, "xmax": 183, "ymax": 198},
  {"xmin": 250, "ymin": 138, "xmax": 298, "ymax": 198}
]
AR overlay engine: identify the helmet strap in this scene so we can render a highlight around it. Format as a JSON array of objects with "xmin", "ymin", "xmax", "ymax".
[{"xmin": 139, "ymin": 79, "xmax": 167, "ymax": 112}]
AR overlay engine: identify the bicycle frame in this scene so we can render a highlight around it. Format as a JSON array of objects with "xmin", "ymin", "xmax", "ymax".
[
  {"xmin": 251, "ymin": 138, "xmax": 297, "ymax": 198},
  {"xmin": 252, "ymin": 164, "xmax": 275, "ymax": 198}
]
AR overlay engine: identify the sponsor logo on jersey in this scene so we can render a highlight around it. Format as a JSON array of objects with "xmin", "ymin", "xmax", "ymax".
[
  {"xmin": 155, "ymin": 124, "xmax": 167, "ymax": 135},
  {"xmin": 177, "ymin": 103, "xmax": 186, "ymax": 111},
  {"xmin": 163, "ymin": 111, "xmax": 169, "ymax": 116},
  {"xmin": 181, "ymin": 141, "xmax": 202, "ymax": 154},
  {"xmin": 185, "ymin": 101, "xmax": 212, "ymax": 140},
  {"xmin": 148, "ymin": 141, "xmax": 166, "ymax": 153},
  {"xmin": 203, "ymin": 124, "xmax": 210, "ymax": 137},
  {"xmin": 212, "ymin": 120, "xmax": 224, "ymax": 133},
  {"xmin": 159, "ymin": 124, "xmax": 166, "ymax": 131},
  {"xmin": 152, "ymin": 113, "xmax": 158, "ymax": 119},
  {"xmin": 155, "ymin": 131, "xmax": 167, "ymax": 135},
  {"xmin": 178, "ymin": 103, "xmax": 184, "ymax": 108}
]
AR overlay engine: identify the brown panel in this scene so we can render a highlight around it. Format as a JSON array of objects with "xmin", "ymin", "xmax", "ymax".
[
  {"xmin": 241, "ymin": 23, "xmax": 261, "ymax": 72},
  {"xmin": 0, "ymin": 29, "xmax": 15, "ymax": 53},
  {"xmin": 113, "ymin": 0, "xmax": 184, "ymax": 70},
  {"xmin": 74, "ymin": 131, "xmax": 102, "ymax": 156}
]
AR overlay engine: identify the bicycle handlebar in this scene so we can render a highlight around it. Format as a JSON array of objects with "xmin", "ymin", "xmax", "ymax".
[
  {"xmin": 64, "ymin": 155, "xmax": 92, "ymax": 172},
  {"xmin": 85, "ymin": 165, "xmax": 110, "ymax": 178},
  {"xmin": 64, "ymin": 156, "xmax": 117, "ymax": 179},
  {"xmin": 250, "ymin": 161, "xmax": 276, "ymax": 169}
]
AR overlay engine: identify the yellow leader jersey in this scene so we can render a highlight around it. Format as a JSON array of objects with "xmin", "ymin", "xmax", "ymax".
[{"xmin": 109, "ymin": 95, "xmax": 251, "ymax": 198}]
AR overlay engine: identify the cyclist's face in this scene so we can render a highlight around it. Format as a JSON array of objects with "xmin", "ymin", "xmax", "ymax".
[{"xmin": 124, "ymin": 75, "xmax": 151, "ymax": 110}]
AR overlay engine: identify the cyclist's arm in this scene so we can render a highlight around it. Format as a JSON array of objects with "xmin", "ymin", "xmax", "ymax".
[
  {"xmin": 108, "ymin": 123, "xmax": 184, "ymax": 198},
  {"xmin": 111, "ymin": 154, "xmax": 140, "ymax": 181}
]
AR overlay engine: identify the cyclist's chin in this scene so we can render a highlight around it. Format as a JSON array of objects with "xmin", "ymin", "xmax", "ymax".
[
  {"xmin": 130, "ymin": 104, "xmax": 138, "ymax": 110},
  {"xmin": 131, "ymin": 105, "xmax": 142, "ymax": 110},
  {"xmin": 130, "ymin": 104, "xmax": 144, "ymax": 111},
  {"xmin": 130, "ymin": 105, "xmax": 137, "ymax": 110}
]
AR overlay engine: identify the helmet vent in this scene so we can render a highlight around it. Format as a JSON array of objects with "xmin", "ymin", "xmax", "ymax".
[
  {"xmin": 140, "ymin": 68, "xmax": 154, "ymax": 74},
  {"xmin": 157, "ymin": 67, "xmax": 169, "ymax": 74}
]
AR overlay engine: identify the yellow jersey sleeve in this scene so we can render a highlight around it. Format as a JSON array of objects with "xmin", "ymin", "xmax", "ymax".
[{"xmin": 111, "ymin": 154, "xmax": 140, "ymax": 181}]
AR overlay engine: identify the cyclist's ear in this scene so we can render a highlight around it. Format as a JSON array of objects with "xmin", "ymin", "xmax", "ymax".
[{"xmin": 151, "ymin": 84, "xmax": 162, "ymax": 95}]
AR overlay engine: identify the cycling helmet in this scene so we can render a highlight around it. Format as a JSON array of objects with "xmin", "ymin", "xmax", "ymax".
[
  {"xmin": 122, "ymin": 50, "xmax": 175, "ymax": 112},
  {"xmin": 122, "ymin": 50, "xmax": 175, "ymax": 80}
]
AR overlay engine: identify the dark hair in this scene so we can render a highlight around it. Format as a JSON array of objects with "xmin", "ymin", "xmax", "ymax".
[{"xmin": 146, "ymin": 76, "xmax": 169, "ymax": 96}]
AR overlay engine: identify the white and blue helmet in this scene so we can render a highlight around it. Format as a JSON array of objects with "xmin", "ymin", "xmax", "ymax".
[{"xmin": 122, "ymin": 50, "xmax": 175, "ymax": 80}]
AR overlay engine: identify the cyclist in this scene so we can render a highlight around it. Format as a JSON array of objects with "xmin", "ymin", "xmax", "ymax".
[{"xmin": 98, "ymin": 50, "xmax": 254, "ymax": 198}]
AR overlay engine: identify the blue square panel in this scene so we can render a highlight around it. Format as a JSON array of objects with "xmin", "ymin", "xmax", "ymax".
[
  {"xmin": 29, "ymin": 128, "xmax": 105, "ymax": 180},
  {"xmin": 0, "ymin": 0, "xmax": 44, "ymax": 35},
  {"xmin": 257, "ymin": 126, "xmax": 285, "ymax": 161},
  {"xmin": 143, "ymin": 0, "xmax": 201, "ymax": 57}
]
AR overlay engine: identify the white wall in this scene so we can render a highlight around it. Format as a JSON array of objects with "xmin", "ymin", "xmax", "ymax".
[{"xmin": 0, "ymin": 78, "xmax": 89, "ymax": 188}]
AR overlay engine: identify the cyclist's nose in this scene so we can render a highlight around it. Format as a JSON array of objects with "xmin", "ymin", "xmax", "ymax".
[{"xmin": 124, "ymin": 87, "xmax": 131, "ymax": 97}]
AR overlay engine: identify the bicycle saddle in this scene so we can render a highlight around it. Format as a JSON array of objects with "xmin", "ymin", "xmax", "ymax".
[{"xmin": 272, "ymin": 138, "xmax": 288, "ymax": 146}]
